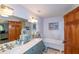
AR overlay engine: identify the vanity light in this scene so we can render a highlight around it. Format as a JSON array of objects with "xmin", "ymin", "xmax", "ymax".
[
  {"xmin": 0, "ymin": 4, "xmax": 14, "ymax": 17},
  {"xmin": 28, "ymin": 16, "xmax": 38, "ymax": 23}
]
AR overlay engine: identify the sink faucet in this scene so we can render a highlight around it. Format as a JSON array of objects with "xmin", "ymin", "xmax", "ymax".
[
  {"xmin": 0, "ymin": 46, "xmax": 6, "ymax": 52},
  {"xmin": 4, "ymin": 43, "xmax": 13, "ymax": 50}
]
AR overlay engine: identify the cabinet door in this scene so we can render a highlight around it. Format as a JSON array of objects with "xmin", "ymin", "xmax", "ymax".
[
  {"xmin": 32, "ymin": 41, "xmax": 45, "ymax": 54},
  {"xmin": 24, "ymin": 41, "xmax": 45, "ymax": 54}
]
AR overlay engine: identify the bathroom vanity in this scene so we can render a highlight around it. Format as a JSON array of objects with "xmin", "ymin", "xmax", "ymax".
[{"xmin": 0, "ymin": 38, "xmax": 45, "ymax": 54}]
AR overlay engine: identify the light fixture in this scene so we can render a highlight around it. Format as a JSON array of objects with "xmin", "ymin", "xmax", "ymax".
[
  {"xmin": 28, "ymin": 16, "xmax": 38, "ymax": 23},
  {"xmin": 0, "ymin": 4, "xmax": 14, "ymax": 17}
]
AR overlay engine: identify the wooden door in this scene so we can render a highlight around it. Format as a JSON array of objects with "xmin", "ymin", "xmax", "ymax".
[
  {"xmin": 64, "ymin": 7, "xmax": 79, "ymax": 54},
  {"xmin": 8, "ymin": 21, "xmax": 22, "ymax": 41}
]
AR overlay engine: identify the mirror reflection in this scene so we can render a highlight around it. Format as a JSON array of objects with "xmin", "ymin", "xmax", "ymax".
[{"xmin": 0, "ymin": 16, "xmax": 39, "ymax": 44}]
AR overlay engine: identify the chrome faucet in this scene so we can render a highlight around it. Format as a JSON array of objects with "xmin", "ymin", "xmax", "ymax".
[
  {"xmin": 4, "ymin": 43, "xmax": 14, "ymax": 50},
  {"xmin": 0, "ymin": 45, "xmax": 6, "ymax": 52}
]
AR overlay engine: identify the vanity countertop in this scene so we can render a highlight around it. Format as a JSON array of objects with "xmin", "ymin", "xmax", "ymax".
[{"xmin": 0, "ymin": 38, "xmax": 42, "ymax": 54}]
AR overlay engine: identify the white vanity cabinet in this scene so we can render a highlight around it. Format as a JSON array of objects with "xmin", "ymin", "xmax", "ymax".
[
  {"xmin": 24, "ymin": 41, "xmax": 45, "ymax": 54},
  {"xmin": 0, "ymin": 38, "xmax": 45, "ymax": 54}
]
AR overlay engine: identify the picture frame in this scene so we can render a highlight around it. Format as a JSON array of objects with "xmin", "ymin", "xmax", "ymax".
[{"xmin": 49, "ymin": 22, "xmax": 59, "ymax": 30}]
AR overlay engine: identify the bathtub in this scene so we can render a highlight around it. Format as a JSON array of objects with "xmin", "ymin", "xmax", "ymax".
[{"xmin": 43, "ymin": 38, "xmax": 64, "ymax": 51}]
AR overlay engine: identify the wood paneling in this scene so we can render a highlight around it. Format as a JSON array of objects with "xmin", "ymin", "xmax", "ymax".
[{"xmin": 64, "ymin": 7, "xmax": 79, "ymax": 54}]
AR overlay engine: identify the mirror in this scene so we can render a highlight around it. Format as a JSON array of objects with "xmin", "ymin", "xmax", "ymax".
[
  {"xmin": 31, "ymin": 22, "xmax": 39, "ymax": 38},
  {"xmin": 0, "ymin": 22, "xmax": 8, "ymax": 44},
  {"xmin": 0, "ymin": 16, "xmax": 38, "ymax": 44},
  {"xmin": 0, "ymin": 16, "xmax": 30, "ymax": 44}
]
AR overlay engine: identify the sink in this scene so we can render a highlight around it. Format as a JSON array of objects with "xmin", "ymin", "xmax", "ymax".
[
  {"xmin": 0, "ymin": 36, "xmax": 32, "ymax": 53},
  {"xmin": 0, "ymin": 41, "xmax": 16, "ymax": 53}
]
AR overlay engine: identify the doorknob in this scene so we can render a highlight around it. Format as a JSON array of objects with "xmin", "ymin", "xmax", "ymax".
[{"xmin": 63, "ymin": 40, "xmax": 67, "ymax": 43}]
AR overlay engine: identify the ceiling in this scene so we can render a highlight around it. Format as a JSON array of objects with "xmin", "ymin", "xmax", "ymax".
[{"xmin": 22, "ymin": 4, "xmax": 74, "ymax": 18}]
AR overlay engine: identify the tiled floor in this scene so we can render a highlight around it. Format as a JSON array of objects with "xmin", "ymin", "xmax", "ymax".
[{"xmin": 43, "ymin": 48, "xmax": 64, "ymax": 54}]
